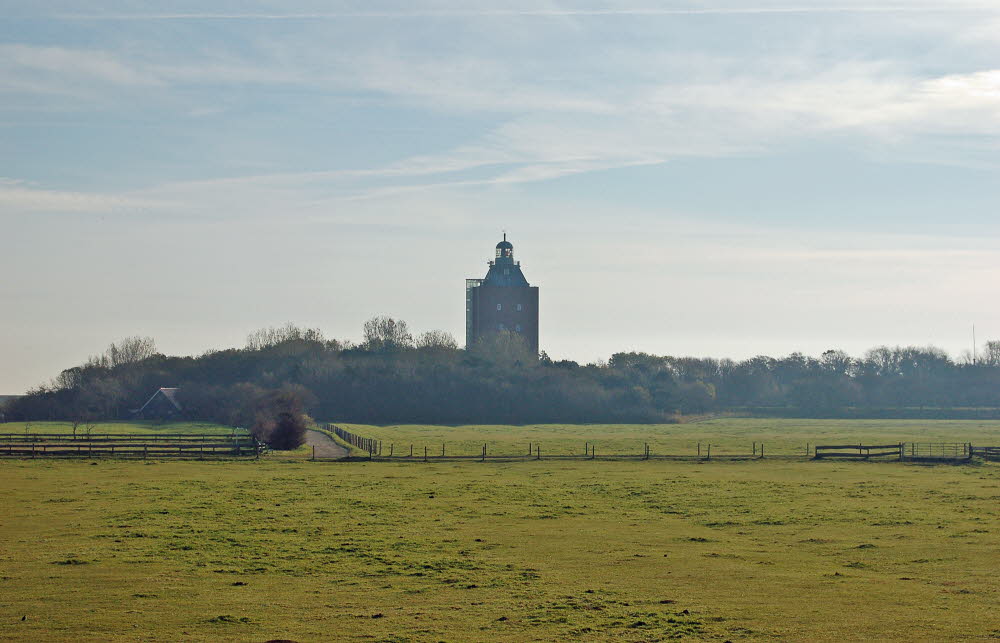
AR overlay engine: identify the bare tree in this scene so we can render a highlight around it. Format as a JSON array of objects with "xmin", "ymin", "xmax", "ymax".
[
  {"xmin": 362, "ymin": 316, "xmax": 413, "ymax": 352},
  {"xmin": 980, "ymin": 340, "xmax": 1000, "ymax": 367},
  {"xmin": 105, "ymin": 336, "xmax": 157, "ymax": 368},
  {"xmin": 416, "ymin": 330, "xmax": 458, "ymax": 350},
  {"xmin": 246, "ymin": 323, "xmax": 325, "ymax": 350}
]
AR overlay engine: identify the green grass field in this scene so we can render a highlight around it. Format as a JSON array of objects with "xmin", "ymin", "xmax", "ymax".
[
  {"xmin": 1, "ymin": 420, "xmax": 999, "ymax": 641},
  {"xmin": 0, "ymin": 421, "xmax": 240, "ymax": 436},
  {"xmin": 338, "ymin": 418, "xmax": 1000, "ymax": 457}
]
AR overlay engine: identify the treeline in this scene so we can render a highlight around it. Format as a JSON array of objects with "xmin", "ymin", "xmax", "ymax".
[{"xmin": 7, "ymin": 319, "xmax": 1000, "ymax": 426}]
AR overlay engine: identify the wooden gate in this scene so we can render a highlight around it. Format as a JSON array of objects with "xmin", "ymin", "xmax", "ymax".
[
  {"xmin": 901, "ymin": 443, "xmax": 971, "ymax": 462},
  {"xmin": 813, "ymin": 444, "xmax": 902, "ymax": 460}
]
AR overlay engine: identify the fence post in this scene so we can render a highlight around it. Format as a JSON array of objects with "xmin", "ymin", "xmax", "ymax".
[
  {"xmin": 707, "ymin": 444, "xmax": 711, "ymax": 460},
  {"xmin": 389, "ymin": 443, "xmax": 394, "ymax": 457},
  {"xmin": 312, "ymin": 445, "xmax": 315, "ymax": 461},
  {"xmin": 528, "ymin": 442, "xmax": 532, "ymax": 456},
  {"xmin": 753, "ymin": 441, "xmax": 756, "ymax": 456},
  {"xmin": 760, "ymin": 443, "xmax": 764, "ymax": 459},
  {"xmin": 806, "ymin": 443, "xmax": 809, "ymax": 457},
  {"xmin": 410, "ymin": 444, "xmax": 413, "ymax": 457},
  {"xmin": 442, "ymin": 443, "xmax": 445, "ymax": 457},
  {"xmin": 536, "ymin": 444, "xmax": 540, "ymax": 460},
  {"xmin": 697, "ymin": 442, "xmax": 701, "ymax": 458},
  {"xmin": 585, "ymin": 442, "xmax": 588, "ymax": 456}
]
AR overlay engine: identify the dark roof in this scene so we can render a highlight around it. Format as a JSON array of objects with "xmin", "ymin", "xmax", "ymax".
[
  {"xmin": 136, "ymin": 388, "xmax": 182, "ymax": 415},
  {"xmin": 496, "ymin": 240, "xmax": 513, "ymax": 250},
  {"xmin": 482, "ymin": 262, "xmax": 530, "ymax": 287}
]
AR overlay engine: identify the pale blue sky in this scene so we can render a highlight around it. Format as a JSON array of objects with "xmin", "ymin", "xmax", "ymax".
[{"xmin": 2, "ymin": 1, "xmax": 1000, "ymax": 392}]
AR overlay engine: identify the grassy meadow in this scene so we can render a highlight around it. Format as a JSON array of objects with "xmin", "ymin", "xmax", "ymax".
[
  {"xmin": 0, "ymin": 421, "xmax": 240, "ymax": 436},
  {"xmin": 1, "ymin": 420, "xmax": 999, "ymax": 641},
  {"xmin": 338, "ymin": 417, "xmax": 1000, "ymax": 457}
]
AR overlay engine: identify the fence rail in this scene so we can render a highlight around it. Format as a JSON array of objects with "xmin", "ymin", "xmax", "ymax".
[
  {"xmin": 0, "ymin": 432, "xmax": 247, "ymax": 442},
  {"xmin": 901, "ymin": 442, "xmax": 972, "ymax": 462},
  {"xmin": 971, "ymin": 446, "xmax": 1000, "ymax": 461},
  {"xmin": 323, "ymin": 425, "xmax": 779, "ymax": 462},
  {"xmin": 0, "ymin": 433, "xmax": 260, "ymax": 459},
  {"xmin": 814, "ymin": 444, "xmax": 903, "ymax": 460},
  {"xmin": 328, "ymin": 425, "xmax": 381, "ymax": 454},
  {"xmin": 322, "ymin": 426, "xmax": 1000, "ymax": 465}
]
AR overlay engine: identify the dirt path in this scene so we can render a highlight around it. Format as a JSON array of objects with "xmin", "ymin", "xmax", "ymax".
[{"xmin": 305, "ymin": 429, "xmax": 349, "ymax": 459}]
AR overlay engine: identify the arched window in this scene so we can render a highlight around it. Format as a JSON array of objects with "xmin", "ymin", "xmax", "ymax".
[
  {"xmin": 516, "ymin": 303, "xmax": 523, "ymax": 312},
  {"xmin": 515, "ymin": 324, "xmax": 522, "ymax": 332},
  {"xmin": 496, "ymin": 303, "xmax": 502, "ymax": 311}
]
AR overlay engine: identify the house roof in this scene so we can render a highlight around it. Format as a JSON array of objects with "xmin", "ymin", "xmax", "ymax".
[{"xmin": 136, "ymin": 387, "xmax": 182, "ymax": 415}]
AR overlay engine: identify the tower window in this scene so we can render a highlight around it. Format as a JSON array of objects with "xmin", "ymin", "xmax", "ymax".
[
  {"xmin": 516, "ymin": 303, "xmax": 523, "ymax": 311},
  {"xmin": 496, "ymin": 303, "xmax": 502, "ymax": 311},
  {"xmin": 515, "ymin": 324, "xmax": 522, "ymax": 332},
  {"xmin": 498, "ymin": 323, "xmax": 505, "ymax": 331}
]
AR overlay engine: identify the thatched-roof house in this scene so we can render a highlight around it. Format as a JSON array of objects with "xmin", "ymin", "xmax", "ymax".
[{"xmin": 134, "ymin": 388, "xmax": 182, "ymax": 420}]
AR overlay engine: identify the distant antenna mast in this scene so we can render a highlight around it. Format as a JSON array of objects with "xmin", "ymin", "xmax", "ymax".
[{"xmin": 973, "ymin": 324, "xmax": 977, "ymax": 365}]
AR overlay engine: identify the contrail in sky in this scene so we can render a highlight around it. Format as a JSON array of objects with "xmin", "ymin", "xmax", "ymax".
[{"xmin": 47, "ymin": 6, "xmax": 1000, "ymax": 21}]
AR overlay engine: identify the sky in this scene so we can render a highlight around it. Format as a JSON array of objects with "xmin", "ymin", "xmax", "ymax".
[{"xmin": 2, "ymin": 0, "xmax": 1000, "ymax": 393}]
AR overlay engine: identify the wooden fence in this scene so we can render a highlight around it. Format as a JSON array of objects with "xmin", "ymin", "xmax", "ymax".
[
  {"xmin": 814, "ymin": 444, "xmax": 903, "ymax": 460},
  {"xmin": 901, "ymin": 442, "xmax": 973, "ymax": 462},
  {"xmin": 329, "ymin": 425, "xmax": 381, "ymax": 454},
  {"xmin": 323, "ymin": 424, "xmax": 781, "ymax": 462},
  {"xmin": 971, "ymin": 446, "xmax": 1000, "ymax": 461},
  {"xmin": 324, "ymin": 426, "xmax": 1000, "ymax": 465},
  {"xmin": 813, "ymin": 442, "xmax": 991, "ymax": 463},
  {"xmin": 0, "ymin": 432, "xmax": 261, "ymax": 459}
]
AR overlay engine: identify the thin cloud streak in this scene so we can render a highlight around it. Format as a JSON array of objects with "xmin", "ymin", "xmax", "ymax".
[
  {"xmin": 51, "ymin": 6, "xmax": 1000, "ymax": 21},
  {"xmin": 0, "ymin": 180, "xmax": 165, "ymax": 214}
]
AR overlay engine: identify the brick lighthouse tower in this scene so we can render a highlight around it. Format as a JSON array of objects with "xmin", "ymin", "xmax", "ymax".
[{"xmin": 465, "ymin": 234, "xmax": 539, "ymax": 354}]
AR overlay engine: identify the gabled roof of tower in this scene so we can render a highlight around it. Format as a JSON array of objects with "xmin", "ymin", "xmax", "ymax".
[
  {"xmin": 482, "ymin": 234, "xmax": 530, "ymax": 286},
  {"xmin": 483, "ymin": 262, "xmax": 530, "ymax": 287}
]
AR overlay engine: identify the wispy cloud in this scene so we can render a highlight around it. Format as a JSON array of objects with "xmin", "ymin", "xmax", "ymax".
[
  {"xmin": 0, "ymin": 45, "xmax": 159, "ymax": 88},
  {"xmin": 0, "ymin": 179, "xmax": 163, "ymax": 214},
  {"xmin": 51, "ymin": 5, "xmax": 1000, "ymax": 21}
]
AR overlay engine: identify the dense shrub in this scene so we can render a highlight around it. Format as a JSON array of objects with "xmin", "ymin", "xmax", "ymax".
[
  {"xmin": 8, "ymin": 321, "xmax": 1000, "ymax": 425},
  {"xmin": 251, "ymin": 389, "xmax": 307, "ymax": 450}
]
